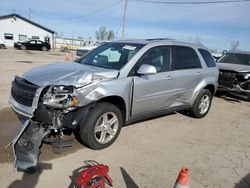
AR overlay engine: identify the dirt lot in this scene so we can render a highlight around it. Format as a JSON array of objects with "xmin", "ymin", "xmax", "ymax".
[{"xmin": 0, "ymin": 48, "xmax": 250, "ymax": 188}]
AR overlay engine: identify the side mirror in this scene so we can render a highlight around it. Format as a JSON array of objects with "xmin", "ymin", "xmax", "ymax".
[{"xmin": 137, "ymin": 64, "xmax": 157, "ymax": 75}]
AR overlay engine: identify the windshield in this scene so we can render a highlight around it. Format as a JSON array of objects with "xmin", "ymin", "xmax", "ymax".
[
  {"xmin": 77, "ymin": 42, "xmax": 144, "ymax": 70},
  {"xmin": 218, "ymin": 53, "xmax": 250, "ymax": 66}
]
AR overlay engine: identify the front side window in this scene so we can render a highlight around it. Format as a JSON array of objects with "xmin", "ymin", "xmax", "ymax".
[
  {"xmin": 19, "ymin": 34, "xmax": 27, "ymax": 41},
  {"xmin": 29, "ymin": 40, "xmax": 36, "ymax": 44},
  {"xmin": 218, "ymin": 53, "xmax": 250, "ymax": 66},
  {"xmin": 4, "ymin": 33, "xmax": 13, "ymax": 40},
  {"xmin": 199, "ymin": 49, "xmax": 216, "ymax": 67},
  {"xmin": 78, "ymin": 42, "xmax": 144, "ymax": 70},
  {"xmin": 174, "ymin": 46, "xmax": 201, "ymax": 70},
  {"xmin": 135, "ymin": 46, "xmax": 171, "ymax": 73}
]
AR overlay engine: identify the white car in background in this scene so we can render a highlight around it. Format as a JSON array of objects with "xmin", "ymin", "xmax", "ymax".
[
  {"xmin": 75, "ymin": 46, "xmax": 97, "ymax": 59},
  {"xmin": 0, "ymin": 38, "xmax": 6, "ymax": 49}
]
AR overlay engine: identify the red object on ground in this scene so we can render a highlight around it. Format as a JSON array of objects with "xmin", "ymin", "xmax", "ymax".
[
  {"xmin": 75, "ymin": 162, "xmax": 113, "ymax": 188},
  {"xmin": 174, "ymin": 167, "xmax": 190, "ymax": 187},
  {"xmin": 64, "ymin": 52, "xmax": 71, "ymax": 61}
]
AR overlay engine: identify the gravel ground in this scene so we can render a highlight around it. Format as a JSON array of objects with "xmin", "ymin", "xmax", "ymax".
[{"xmin": 0, "ymin": 48, "xmax": 249, "ymax": 188}]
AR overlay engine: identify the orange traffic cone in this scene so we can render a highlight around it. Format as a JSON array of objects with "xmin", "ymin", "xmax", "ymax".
[
  {"xmin": 64, "ymin": 52, "xmax": 71, "ymax": 61},
  {"xmin": 174, "ymin": 167, "xmax": 190, "ymax": 188}
]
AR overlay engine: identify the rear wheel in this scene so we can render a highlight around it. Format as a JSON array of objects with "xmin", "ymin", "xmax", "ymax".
[
  {"xmin": 0, "ymin": 44, "xmax": 5, "ymax": 49},
  {"xmin": 79, "ymin": 102, "xmax": 123, "ymax": 150},
  {"xmin": 189, "ymin": 89, "xmax": 212, "ymax": 118},
  {"xmin": 21, "ymin": 45, "xmax": 26, "ymax": 50},
  {"xmin": 42, "ymin": 46, "xmax": 48, "ymax": 51}
]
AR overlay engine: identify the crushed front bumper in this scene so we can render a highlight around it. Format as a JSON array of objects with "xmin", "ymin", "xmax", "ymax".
[{"xmin": 13, "ymin": 120, "xmax": 51, "ymax": 172}]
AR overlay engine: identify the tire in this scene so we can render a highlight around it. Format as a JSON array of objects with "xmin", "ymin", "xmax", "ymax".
[
  {"xmin": 21, "ymin": 45, "xmax": 26, "ymax": 50},
  {"xmin": 0, "ymin": 44, "xmax": 5, "ymax": 49},
  {"xmin": 79, "ymin": 102, "xmax": 123, "ymax": 150},
  {"xmin": 189, "ymin": 89, "xmax": 213, "ymax": 118},
  {"xmin": 42, "ymin": 46, "xmax": 48, "ymax": 51}
]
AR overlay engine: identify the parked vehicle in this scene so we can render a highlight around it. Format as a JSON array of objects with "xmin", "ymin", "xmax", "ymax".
[
  {"xmin": 217, "ymin": 51, "xmax": 250, "ymax": 101},
  {"xmin": 9, "ymin": 39, "xmax": 218, "ymax": 171},
  {"xmin": 75, "ymin": 46, "xmax": 97, "ymax": 59},
  {"xmin": 0, "ymin": 38, "xmax": 6, "ymax": 49},
  {"xmin": 14, "ymin": 39, "xmax": 51, "ymax": 51}
]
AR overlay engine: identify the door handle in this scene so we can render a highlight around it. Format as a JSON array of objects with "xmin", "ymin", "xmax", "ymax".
[
  {"xmin": 196, "ymin": 72, "xmax": 201, "ymax": 77},
  {"xmin": 165, "ymin": 76, "xmax": 173, "ymax": 80}
]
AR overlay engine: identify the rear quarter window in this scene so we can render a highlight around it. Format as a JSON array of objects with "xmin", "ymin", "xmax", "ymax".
[{"xmin": 199, "ymin": 49, "xmax": 216, "ymax": 67}]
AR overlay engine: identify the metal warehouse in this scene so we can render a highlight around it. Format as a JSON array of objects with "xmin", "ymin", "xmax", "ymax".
[{"xmin": 0, "ymin": 14, "xmax": 55, "ymax": 48}]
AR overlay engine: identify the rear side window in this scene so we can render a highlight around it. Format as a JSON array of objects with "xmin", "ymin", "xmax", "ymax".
[
  {"xmin": 174, "ymin": 46, "xmax": 201, "ymax": 70},
  {"xmin": 199, "ymin": 49, "xmax": 216, "ymax": 67}
]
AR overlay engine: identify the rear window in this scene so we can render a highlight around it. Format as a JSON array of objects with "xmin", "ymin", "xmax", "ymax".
[{"xmin": 199, "ymin": 49, "xmax": 216, "ymax": 67}]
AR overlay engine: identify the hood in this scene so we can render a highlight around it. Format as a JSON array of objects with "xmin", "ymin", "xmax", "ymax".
[
  {"xmin": 217, "ymin": 62, "xmax": 250, "ymax": 72},
  {"xmin": 23, "ymin": 62, "xmax": 119, "ymax": 87}
]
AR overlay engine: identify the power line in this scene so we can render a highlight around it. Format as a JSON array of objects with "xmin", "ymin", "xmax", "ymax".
[
  {"xmin": 32, "ymin": 0, "xmax": 123, "ymax": 21},
  {"xmin": 132, "ymin": 0, "xmax": 250, "ymax": 4}
]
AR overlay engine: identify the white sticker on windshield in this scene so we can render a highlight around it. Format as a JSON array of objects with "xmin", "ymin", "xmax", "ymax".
[{"xmin": 122, "ymin": 45, "xmax": 136, "ymax": 51}]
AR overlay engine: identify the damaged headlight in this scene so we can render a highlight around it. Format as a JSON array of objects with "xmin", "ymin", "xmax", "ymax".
[
  {"xmin": 52, "ymin": 85, "xmax": 74, "ymax": 94},
  {"xmin": 43, "ymin": 85, "xmax": 78, "ymax": 111}
]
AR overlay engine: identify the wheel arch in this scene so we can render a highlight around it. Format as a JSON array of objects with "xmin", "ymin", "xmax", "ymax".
[
  {"xmin": 97, "ymin": 95, "xmax": 127, "ymax": 124},
  {"xmin": 204, "ymin": 84, "xmax": 216, "ymax": 95}
]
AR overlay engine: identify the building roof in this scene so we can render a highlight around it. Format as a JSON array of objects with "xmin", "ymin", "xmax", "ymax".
[{"xmin": 0, "ymin": 14, "xmax": 55, "ymax": 34}]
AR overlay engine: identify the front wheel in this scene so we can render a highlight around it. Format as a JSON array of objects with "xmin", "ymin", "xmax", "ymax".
[
  {"xmin": 79, "ymin": 102, "xmax": 123, "ymax": 150},
  {"xmin": 189, "ymin": 89, "xmax": 212, "ymax": 118},
  {"xmin": 0, "ymin": 44, "xmax": 5, "ymax": 49},
  {"xmin": 20, "ymin": 45, "xmax": 26, "ymax": 50}
]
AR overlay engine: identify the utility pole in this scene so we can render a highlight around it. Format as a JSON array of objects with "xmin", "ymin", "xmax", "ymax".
[
  {"xmin": 28, "ymin": 8, "xmax": 32, "ymax": 20},
  {"xmin": 121, "ymin": 0, "xmax": 128, "ymax": 39}
]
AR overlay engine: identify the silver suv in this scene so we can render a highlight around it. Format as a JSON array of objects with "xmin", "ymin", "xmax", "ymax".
[{"xmin": 9, "ymin": 39, "xmax": 218, "ymax": 171}]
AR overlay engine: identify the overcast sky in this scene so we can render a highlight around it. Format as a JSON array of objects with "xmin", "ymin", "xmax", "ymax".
[{"xmin": 1, "ymin": 0, "xmax": 250, "ymax": 51}]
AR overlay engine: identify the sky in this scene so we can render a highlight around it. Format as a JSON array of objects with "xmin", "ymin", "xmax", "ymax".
[{"xmin": 1, "ymin": 0, "xmax": 250, "ymax": 51}]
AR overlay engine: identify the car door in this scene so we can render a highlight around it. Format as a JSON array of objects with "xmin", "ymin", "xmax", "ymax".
[
  {"xmin": 131, "ymin": 46, "xmax": 176, "ymax": 116},
  {"xmin": 172, "ymin": 46, "xmax": 203, "ymax": 101},
  {"xmin": 36, "ymin": 40, "xmax": 43, "ymax": 50},
  {"xmin": 27, "ymin": 40, "xmax": 36, "ymax": 50}
]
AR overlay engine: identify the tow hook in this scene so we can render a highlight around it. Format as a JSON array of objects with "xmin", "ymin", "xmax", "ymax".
[{"xmin": 13, "ymin": 120, "xmax": 51, "ymax": 173}]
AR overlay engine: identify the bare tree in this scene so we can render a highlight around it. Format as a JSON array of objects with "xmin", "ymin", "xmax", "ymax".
[
  {"xmin": 107, "ymin": 30, "xmax": 115, "ymax": 41},
  {"xmin": 95, "ymin": 26, "xmax": 115, "ymax": 41},
  {"xmin": 230, "ymin": 41, "xmax": 240, "ymax": 51},
  {"xmin": 95, "ymin": 26, "xmax": 108, "ymax": 41}
]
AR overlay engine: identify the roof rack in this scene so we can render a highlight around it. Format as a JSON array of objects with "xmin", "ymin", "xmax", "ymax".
[{"xmin": 145, "ymin": 38, "xmax": 176, "ymax": 41}]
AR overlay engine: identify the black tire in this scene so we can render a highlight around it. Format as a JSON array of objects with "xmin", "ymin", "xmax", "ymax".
[
  {"xmin": 189, "ymin": 89, "xmax": 213, "ymax": 118},
  {"xmin": 21, "ymin": 45, "xmax": 26, "ymax": 50},
  {"xmin": 79, "ymin": 102, "xmax": 123, "ymax": 150},
  {"xmin": 0, "ymin": 44, "xmax": 5, "ymax": 49},
  {"xmin": 42, "ymin": 46, "xmax": 48, "ymax": 51}
]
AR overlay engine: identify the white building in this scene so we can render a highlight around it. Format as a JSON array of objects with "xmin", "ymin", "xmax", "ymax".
[{"xmin": 0, "ymin": 14, "xmax": 55, "ymax": 48}]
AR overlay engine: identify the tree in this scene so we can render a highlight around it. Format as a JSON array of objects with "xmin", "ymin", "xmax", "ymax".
[
  {"xmin": 230, "ymin": 41, "xmax": 240, "ymax": 51},
  {"xmin": 107, "ymin": 30, "xmax": 115, "ymax": 41},
  {"xmin": 95, "ymin": 26, "xmax": 115, "ymax": 41}
]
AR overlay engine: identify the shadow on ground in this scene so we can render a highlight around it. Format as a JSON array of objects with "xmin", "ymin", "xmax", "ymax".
[
  {"xmin": 7, "ymin": 163, "xmax": 52, "ymax": 188},
  {"xmin": 120, "ymin": 167, "xmax": 139, "ymax": 188},
  {"xmin": 234, "ymin": 172, "xmax": 250, "ymax": 188}
]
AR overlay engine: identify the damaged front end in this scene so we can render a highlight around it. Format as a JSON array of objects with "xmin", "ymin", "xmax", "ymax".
[
  {"xmin": 10, "ymin": 78, "xmax": 91, "ymax": 172},
  {"xmin": 218, "ymin": 70, "xmax": 250, "ymax": 98}
]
